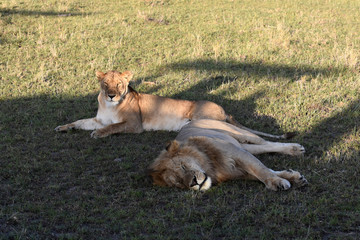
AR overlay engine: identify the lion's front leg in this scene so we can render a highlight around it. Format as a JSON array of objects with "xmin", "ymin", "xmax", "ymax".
[
  {"xmin": 90, "ymin": 122, "xmax": 143, "ymax": 138},
  {"xmin": 263, "ymin": 177, "xmax": 292, "ymax": 191},
  {"xmin": 272, "ymin": 169, "xmax": 308, "ymax": 187},
  {"xmin": 55, "ymin": 118, "xmax": 104, "ymax": 132},
  {"xmin": 263, "ymin": 169, "xmax": 308, "ymax": 190}
]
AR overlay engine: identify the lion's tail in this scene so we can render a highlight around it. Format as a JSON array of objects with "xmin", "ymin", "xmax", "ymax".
[{"xmin": 225, "ymin": 115, "xmax": 296, "ymax": 140}]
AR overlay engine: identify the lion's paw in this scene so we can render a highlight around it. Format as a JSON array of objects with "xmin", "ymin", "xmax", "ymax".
[
  {"xmin": 296, "ymin": 175, "xmax": 308, "ymax": 187},
  {"xmin": 265, "ymin": 177, "xmax": 291, "ymax": 191},
  {"xmin": 289, "ymin": 170, "xmax": 308, "ymax": 187},
  {"xmin": 274, "ymin": 169, "xmax": 308, "ymax": 188},
  {"xmin": 288, "ymin": 144, "xmax": 305, "ymax": 156}
]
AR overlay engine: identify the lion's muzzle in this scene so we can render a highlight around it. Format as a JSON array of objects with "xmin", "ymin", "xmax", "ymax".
[{"xmin": 190, "ymin": 173, "xmax": 212, "ymax": 191}]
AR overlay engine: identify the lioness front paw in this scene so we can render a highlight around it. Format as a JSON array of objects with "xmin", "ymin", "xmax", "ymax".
[
  {"xmin": 55, "ymin": 124, "xmax": 73, "ymax": 132},
  {"xmin": 90, "ymin": 130, "xmax": 108, "ymax": 138}
]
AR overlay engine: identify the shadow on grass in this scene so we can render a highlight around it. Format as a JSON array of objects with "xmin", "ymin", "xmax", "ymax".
[
  {"xmin": 302, "ymin": 99, "xmax": 360, "ymax": 158},
  {"xmin": 0, "ymin": 92, "xmax": 179, "ymax": 238},
  {"xmin": 161, "ymin": 58, "xmax": 344, "ymax": 80},
  {"xmin": 0, "ymin": 8, "xmax": 93, "ymax": 17},
  {"xmin": 0, "ymin": 92, "xmax": 171, "ymax": 192},
  {"xmin": 168, "ymin": 75, "xmax": 281, "ymax": 133},
  {"xmin": 133, "ymin": 58, "xmax": 343, "ymax": 93}
]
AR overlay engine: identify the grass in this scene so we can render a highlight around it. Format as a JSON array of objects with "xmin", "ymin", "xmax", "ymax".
[{"xmin": 1, "ymin": 0, "xmax": 359, "ymax": 239}]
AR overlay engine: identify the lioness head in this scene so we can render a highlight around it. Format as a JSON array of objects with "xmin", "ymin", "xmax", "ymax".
[
  {"xmin": 96, "ymin": 70, "xmax": 133, "ymax": 103},
  {"xmin": 148, "ymin": 140, "xmax": 212, "ymax": 191}
]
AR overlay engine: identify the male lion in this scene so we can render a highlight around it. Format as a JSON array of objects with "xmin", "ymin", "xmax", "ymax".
[
  {"xmin": 148, "ymin": 119, "xmax": 308, "ymax": 191},
  {"xmin": 55, "ymin": 70, "xmax": 291, "ymax": 139}
]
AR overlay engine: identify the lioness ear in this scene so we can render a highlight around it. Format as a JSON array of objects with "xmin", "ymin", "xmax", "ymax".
[
  {"xmin": 121, "ymin": 71, "xmax": 133, "ymax": 83},
  {"xmin": 96, "ymin": 71, "xmax": 105, "ymax": 81},
  {"xmin": 166, "ymin": 140, "xmax": 179, "ymax": 155}
]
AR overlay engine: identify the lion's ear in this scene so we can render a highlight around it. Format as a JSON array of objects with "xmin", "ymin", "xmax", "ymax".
[
  {"xmin": 121, "ymin": 71, "xmax": 133, "ymax": 83},
  {"xmin": 166, "ymin": 140, "xmax": 179, "ymax": 155},
  {"xmin": 96, "ymin": 71, "xmax": 105, "ymax": 81}
]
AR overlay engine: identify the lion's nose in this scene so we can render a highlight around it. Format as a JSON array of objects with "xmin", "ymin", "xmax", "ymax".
[
  {"xmin": 190, "ymin": 176, "xmax": 198, "ymax": 187},
  {"xmin": 108, "ymin": 94, "xmax": 116, "ymax": 99}
]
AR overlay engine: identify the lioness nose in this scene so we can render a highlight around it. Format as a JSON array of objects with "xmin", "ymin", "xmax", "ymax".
[{"xmin": 108, "ymin": 94, "xmax": 116, "ymax": 99}]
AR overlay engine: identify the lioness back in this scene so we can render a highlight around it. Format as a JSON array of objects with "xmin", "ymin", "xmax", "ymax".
[
  {"xmin": 138, "ymin": 95, "xmax": 228, "ymax": 132},
  {"xmin": 138, "ymin": 94, "xmax": 193, "ymax": 131}
]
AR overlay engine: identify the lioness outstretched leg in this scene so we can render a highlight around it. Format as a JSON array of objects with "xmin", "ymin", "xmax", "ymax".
[
  {"xmin": 90, "ymin": 121, "xmax": 143, "ymax": 138},
  {"xmin": 55, "ymin": 118, "xmax": 104, "ymax": 132}
]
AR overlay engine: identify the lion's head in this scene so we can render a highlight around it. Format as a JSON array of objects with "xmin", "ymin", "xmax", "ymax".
[
  {"xmin": 96, "ymin": 70, "xmax": 133, "ymax": 103},
  {"xmin": 148, "ymin": 140, "xmax": 213, "ymax": 191}
]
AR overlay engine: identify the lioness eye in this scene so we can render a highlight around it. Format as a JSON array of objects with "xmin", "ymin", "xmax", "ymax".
[{"xmin": 181, "ymin": 165, "xmax": 186, "ymax": 170}]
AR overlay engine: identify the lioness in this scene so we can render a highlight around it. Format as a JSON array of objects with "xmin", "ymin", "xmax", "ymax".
[
  {"xmin": 55, "ymin": 70, "xmax": 291, "ymax": 139},
  {"xmin": 148, "ymin": 119, "xmax": 308, "ymax": 191}
]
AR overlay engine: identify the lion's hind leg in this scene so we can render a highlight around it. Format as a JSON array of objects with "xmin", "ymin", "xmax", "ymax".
[{"xmin": 240, "ymin": 142, "xmax": 305, "ymax": 156}]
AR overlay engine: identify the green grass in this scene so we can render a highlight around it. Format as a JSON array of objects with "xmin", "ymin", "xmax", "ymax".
[{"xmin": 1, "ymin": 0, "xmax": 359, "ymax": 239}]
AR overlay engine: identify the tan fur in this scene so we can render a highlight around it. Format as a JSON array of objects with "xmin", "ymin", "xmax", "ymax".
[
  {"xmin": 55, "ymin": 70, "xmax": 239, "ymax": 138},
  {"xmin": 148, "ymin": 119, "xmax": 308, "ymax": 191}
]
